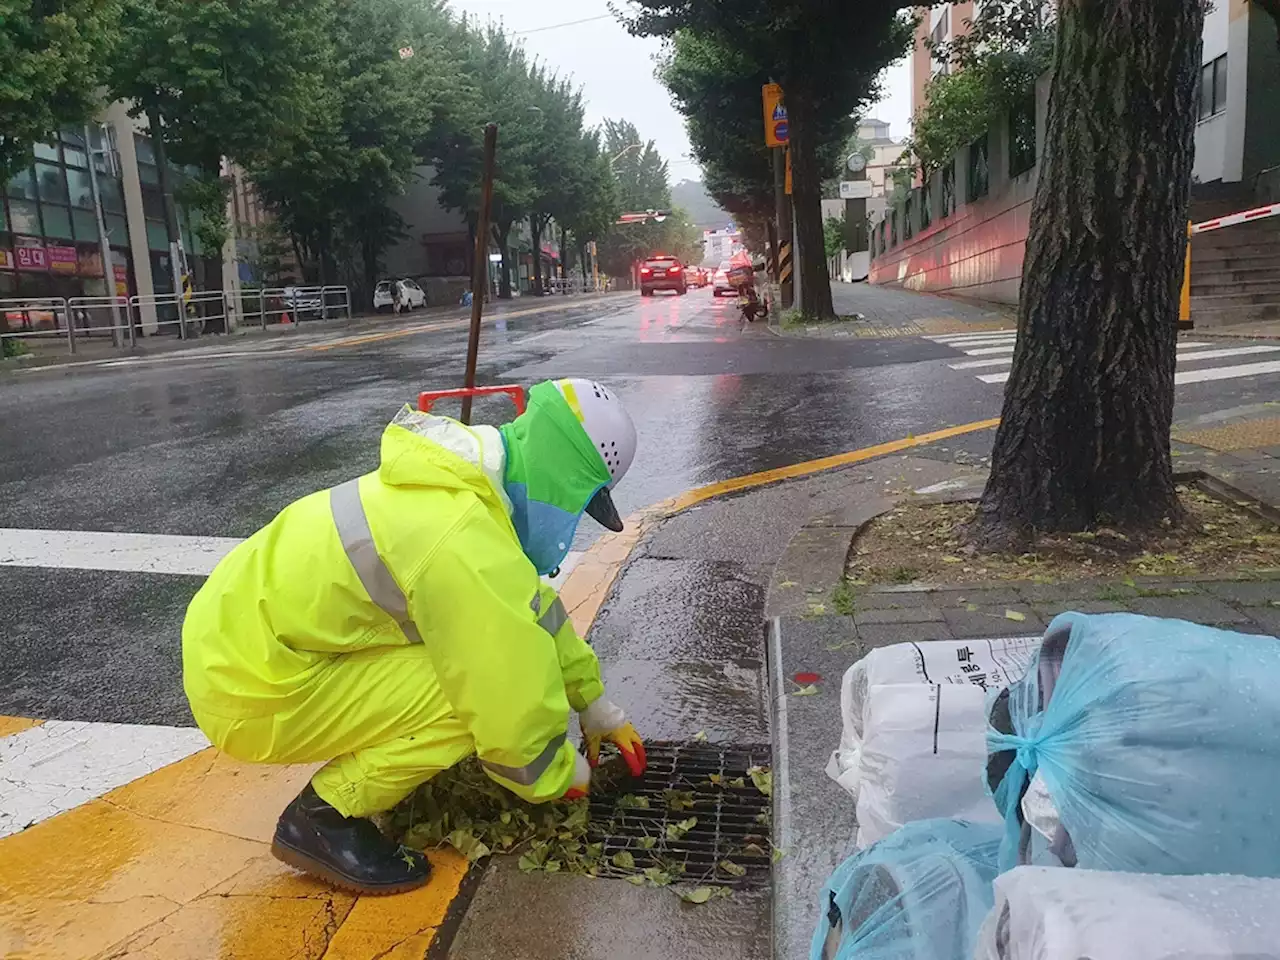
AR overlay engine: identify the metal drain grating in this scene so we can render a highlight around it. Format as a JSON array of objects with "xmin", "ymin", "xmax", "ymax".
[{"xmin": 587, "ymin": 741, "xmax": 773, "ymax": 888}]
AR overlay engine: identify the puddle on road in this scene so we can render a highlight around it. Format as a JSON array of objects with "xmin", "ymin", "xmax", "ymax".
[{"xmin": 600, "ymin": 658, "xmax": 769, "ymax": 745}]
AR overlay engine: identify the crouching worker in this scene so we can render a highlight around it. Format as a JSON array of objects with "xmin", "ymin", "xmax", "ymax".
[{"xmin": 182, "ymin": 379, "xmax": 646, "ymax": 894}]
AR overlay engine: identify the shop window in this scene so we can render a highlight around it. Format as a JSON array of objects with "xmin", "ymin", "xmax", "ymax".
[
  {"xmin": 968, "ymin": 135, "xmax": 989, "ymax": 201},
  {"xmin": 43, "ymin": 205, "xmax": 74, "ymax": 239},
  {"xmin": 36, "ymin": 162, "xmax": 68, "ymax": 204},
  {"xmin": 147, "ymin": 220, "xmax": 170, "ymax": 252},
  {"xmin": 8, "ymin": 200, "xmax": 41, "ymax": 234},
  {"xmin": 99, "ymin": 179, "xmax": 124, "ymax": 213},
  {"xmin": 33, "ymin": 142, "xmax": 60, "ymax": 162},
  {"xmin": 135, "ymin": 135, "xmax": 156, "ymax": 166},
  {"xmin": 1008, "ymin": 94, "xmax": 1037, "ymax": 178},
  {"xmin": 63, "ymin": 145, "xmax": 88, "ymax": 169},
  {"xmin": 7, "ymin": 167, "xmax": 37, "ymax": 201},
  {"xmin": 73, "ymin": 209, "xmax": 99, "ymax": 241},
  {"xmin": 67, "ymin": 167, "xmax": 95, "ymax": 208},
  {"xmin": 106, "ymin": 214, "xmax": 128, "ymax": 243},
  {"xmin": 1199, "ymin": 55, "xmax": 1228, "ymax": 120}
]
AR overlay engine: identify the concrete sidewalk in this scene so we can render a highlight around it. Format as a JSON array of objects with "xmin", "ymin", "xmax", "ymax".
[{"xmin": 770, "ymin": 283, "xmax": 1014, "ymax": 340}]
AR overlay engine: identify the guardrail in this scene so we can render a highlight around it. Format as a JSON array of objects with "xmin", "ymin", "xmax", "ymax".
[{"xmin": 1, "ymin": 285, "xmax": 353, "ymax": 357}]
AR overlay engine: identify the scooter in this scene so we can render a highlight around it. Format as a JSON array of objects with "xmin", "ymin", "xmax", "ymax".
[{"xmin": 736, "ymin": 283, "xmax": 766, "ymax": 322}]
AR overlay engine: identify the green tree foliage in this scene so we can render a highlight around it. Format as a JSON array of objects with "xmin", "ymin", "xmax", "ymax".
[
  {"xmin": 596, "ymin": 120, "xmax": 680, "ymax": 278},
  {"xmin": 823, "ymin": 215, "xmax": 845, "ymax": 259},
  {"xmin": 109, "ymin": 0, "xmax": 332, "ymax": 170},
  {"xmin": 621, "ymin": 0, "xmax": 915, "ymax": 319},
  {"xmin": 0, "ymin": 0, "xmax": 120, "ymax": 179},
  {"xmin": 909, "ymin": 0, "xmax": 1054, "ymax": 171},
  {"xmin": 248, "ymin": 0, "xmax": 460, "ymax": 296}
]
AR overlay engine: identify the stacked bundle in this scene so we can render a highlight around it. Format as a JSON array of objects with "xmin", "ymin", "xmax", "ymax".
[{"xmin": 813, "ymin": 613, "xmax": 1280, "ymax": 960}]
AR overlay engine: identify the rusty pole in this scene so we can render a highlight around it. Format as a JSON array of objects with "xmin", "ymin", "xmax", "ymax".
[{"xmin": 461, "ymin": 123, "xmax": 498, "ymax": 425}]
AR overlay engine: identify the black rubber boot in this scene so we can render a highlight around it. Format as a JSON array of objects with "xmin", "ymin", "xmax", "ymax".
[{"xmin": 271, "ymin": 783, "xmax": 431, "ymax": 895}]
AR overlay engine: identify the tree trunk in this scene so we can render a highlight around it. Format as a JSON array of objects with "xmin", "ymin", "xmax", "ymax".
[
  {"xmin": 972, "ymin": 0, "xmax": 1203, "ymax": 547},
  {"xmin": 784, "ymin": 87, "xmax": 836, "ymax": 320},
  {"xmin": 492, "ymin": 220, "xmax": 513, "ymax": 299},
  {"xmin": 530, "ymin": 215, "xmax": 545, "ymax": 296}
]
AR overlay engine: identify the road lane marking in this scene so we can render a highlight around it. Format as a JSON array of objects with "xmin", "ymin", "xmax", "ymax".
[
  {"xmin": 0, "ymin": 528, "xmax": 241, "ymax": 575},
  {"xmin": 1173, "ymin": 344, "xmax": 1280, "ymax": 362},
  {"xmin": 979, "ymin": 358, "xmax": 1280, "ymax": 386},
  {"xmin": 949, "ymin": 357, "xmax": 1015, "ymax": 370},
  {"xmin": 963, "ymin": 345, "xmax": 1020, "ymax": 356},
  {"xmin": 0, "ymin": 720, "xmax": 210, "ymax": 838}
]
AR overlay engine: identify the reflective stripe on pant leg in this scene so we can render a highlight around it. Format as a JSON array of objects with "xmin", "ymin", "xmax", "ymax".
[
  {"xmin": 480, "ymin": 733, "xmax": 567, "ymax": 786},
  {"xmin": 538, "ymin": 596, "xmax": 568, "ymax": 637},
  {"xmin": 330, "ymin": 479, "xmax": 424, "ymax": 644}
]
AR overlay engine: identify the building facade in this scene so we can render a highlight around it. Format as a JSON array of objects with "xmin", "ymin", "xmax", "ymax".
[{"xmin": 869, "ymin": 1, "xmax": 1280, "ymax": 307}]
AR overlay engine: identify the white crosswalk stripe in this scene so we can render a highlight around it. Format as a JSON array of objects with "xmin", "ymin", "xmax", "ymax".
[{"xmin": 935, "ymin": 332, "xmax": 1280, "ymax": 389}]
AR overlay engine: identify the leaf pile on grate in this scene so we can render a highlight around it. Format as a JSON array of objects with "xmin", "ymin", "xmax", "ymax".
[{"xmin": 388, "ymin": 745, "xmax": 774, "ymax": 902}]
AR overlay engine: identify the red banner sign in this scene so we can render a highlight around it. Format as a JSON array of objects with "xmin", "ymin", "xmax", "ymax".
[
  {"xmin": 48, "ymin": 245, "xmax": 78, "ymax": 275},
  {"xmin": 15, "ymin": 245, "xmax": 48, "ymax": 271}
]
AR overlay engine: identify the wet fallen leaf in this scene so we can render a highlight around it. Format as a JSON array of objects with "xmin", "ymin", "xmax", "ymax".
[
  {"xmin": 636, "ymin": 835, "xmax": 657, "ymax": 850},
  {"xmin": 518, "ymin": 853, "xmax": 542, "ymax": 873},
  {"xmin": 1004, "ymin": 609, "xmax": 1026, "ymax": 622},
  {"xmin": 708, "ymin": 774, "xmax": 722, "ymax": 786},
  {"xmin": 772, "ymin": 845, "xmax": 787, "ymax": 863},
  {"xmin": 678, "ymin": 886, "xmax": 714, "ymax": 904},
  {"xmin": 644, "ymin": 867, "xmax": 673, "ymax": 886},
  {"xmin": 692, "ymin": 730, "xmax": 708, "ymax": 742},
  {"xmin": 719, "ymin": 859, "xmax": 747, "ymax": 877},
  {"xmin": 791, "ymin": 684, "xmax": 818, "ymax": 696},
  {"xmin": 748, "ymin": 766, "xmax": 773, "ymax": 797},
  {"xmin": 742, "ymin": 843, "xmax": 768, "ymax": 857},
  {"xmin": 618, "ymin": 794, "xmax": 650, "ymax": 810},
  {"xmin": 942, "ymin": 555, "xmax": 963, "ymax": 563},
  {"xmin": 627, "ymin": 874, "xmax": 647, "ymax": 885},
  {"xmin": 544, "ymin": 860, "xmax": 561, "ymax": 873},
  {"xmin": 807, "ymin": 603, "xmax": 827, "ymax": 615},
  {"xmin": 779, "ymin": 580, "xmax": 798, "ymax": 588},
  {"xmin": 965, "ymin": 603, "xmax": 978, "ymax": 612},
  {"xmin": 755, "ymin": 811, "xmax": 771, "ymax": 825},
  {"xmin": 612, "ymin": 851, "xmax": 636, "ymax": 871},
  {"xmin": 727, "ymin": 777, "xmax": 745, "ymax": 789}
]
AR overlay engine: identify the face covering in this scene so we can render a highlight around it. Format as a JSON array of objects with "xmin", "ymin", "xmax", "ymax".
[{"xmin": 500, "ymin": 382, "xmax": 613, "ymax": 576}]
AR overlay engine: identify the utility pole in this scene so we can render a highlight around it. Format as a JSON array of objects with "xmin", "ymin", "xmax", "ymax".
[
  {"xmin": 148, "ymin": 108, "xmax": 190, "ymax": 339},
  {"xmin": 85, "ymin": 124, "xmax": 128, "ymax": 348}
]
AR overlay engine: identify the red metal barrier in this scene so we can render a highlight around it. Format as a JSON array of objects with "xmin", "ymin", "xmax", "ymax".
[{"xmin": 418, "ymin": 384, "xmax": 527, "ymax": 416}]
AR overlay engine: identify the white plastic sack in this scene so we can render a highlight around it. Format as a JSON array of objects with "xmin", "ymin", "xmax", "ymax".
[
  {"xmin": 825, "ymin": 638, "xmax": 1038, "ymax": 847},
  {"xmin": 975, "ymin": 866, "xmax": 1280, "ymax": 960}
]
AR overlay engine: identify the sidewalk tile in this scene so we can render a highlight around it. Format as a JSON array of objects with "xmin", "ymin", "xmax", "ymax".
[
  {"xmin": 855, "ymin": 622, "xmax": 955, "ymax": 646},
  {"xmin": 852, "ymin": 592, "xmax": 941, "ymax": 611},
  {"xmin": 1128, "ymin": 595, "xmax": 1250, "ymax": 624},
  {"xmin": 1030, "ymin": 600, "xmax": 1130, "ymax": 620},
  {"xmin": 853, "ymin": 607, "xmax": 945, "ymax": 625},
  {"xmin": 943, "ymin": 605, "xmax": 1045, "ymax": 638},
  {"xmin": 1205, "ymin": 581, "xmax": 1280, "ymax": 606}
]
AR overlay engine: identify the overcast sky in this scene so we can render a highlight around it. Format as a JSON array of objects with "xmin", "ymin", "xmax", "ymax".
[{"xmin": 444, "ymin": 1, "xmax": 914, "ymax": 181}]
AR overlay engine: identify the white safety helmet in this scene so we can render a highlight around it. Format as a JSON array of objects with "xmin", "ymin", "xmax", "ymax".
[{"xmin": 552, "ymin": 378, "xmax": 637, "ymax": 532}]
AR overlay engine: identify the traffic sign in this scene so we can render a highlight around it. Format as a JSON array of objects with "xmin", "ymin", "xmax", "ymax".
[{"xmin": 762, "ymin": 83, "xmax": 789, "ymax": 148}]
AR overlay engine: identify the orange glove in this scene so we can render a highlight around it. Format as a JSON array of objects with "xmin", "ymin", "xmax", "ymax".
[
  {"xmin": 561, "ymin": 750, "xmax": 592, "ymax": 801},
  {"xmin": 580, "ymin": 698, "xmax": 647, "ymax": 777}
]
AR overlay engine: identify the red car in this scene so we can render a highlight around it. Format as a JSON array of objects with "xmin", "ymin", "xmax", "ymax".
[{"xmin": 640, "ymin": 256, "xmax": 687, "ymax": 296}]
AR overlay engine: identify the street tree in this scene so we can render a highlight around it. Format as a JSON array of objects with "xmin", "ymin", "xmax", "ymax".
[
  {"xmin": 525, "ymin": 68, "xmax": 589, "ymax": 294},
  {"xmin": 595, "ymin": 120, "xmax": 675, "ymax": 278},
  {"xmin": 426, "ymin": 23, "xmax": 542, "ymax": 298},
  {"xmin": 619, "ymin": 0, "xmax": 913, "ymax": 319},
  {"xmin": 0, "ymin": 0, "xmax": 119, "ymax": 180},
  {"xmin": 973, "ymin": 0, "xmax": 1205, "ymax": 545},
  {"xmin": 558, "ymin": 134, "xmax": 621, "ymax": 284},
  {"xmin": 249, "ymin": 0, "xmax": 458, "ymax": 297}
]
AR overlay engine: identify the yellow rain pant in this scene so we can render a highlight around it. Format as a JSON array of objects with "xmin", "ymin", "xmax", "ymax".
[{"xmin": 192, "ymin": 644, "xmax": 474, "ymax": 818}]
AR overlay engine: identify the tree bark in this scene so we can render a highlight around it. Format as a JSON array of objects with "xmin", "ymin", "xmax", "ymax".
[
  {"xmin": 530, "ymin": 215, "xmax": 545, "ymax": 296},
  {"xmin": 492, "ymin": 219, "xmax": 513, "ymax": 299},
  {"xmin": 973, "ymin": 0, "xmax": 1203, "ymax": 546},
  {"xmin": 783, "ymin": 86, "xmax": 836, "ymax": 320}
]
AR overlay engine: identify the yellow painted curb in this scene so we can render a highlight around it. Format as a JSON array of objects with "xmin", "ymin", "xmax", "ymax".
[
  {"xmin": 0, "ymin": 747, "xmax": 468, "ymax": 959},
  {"xmin": 559, "ymin": 417, "xmax": 1001, "ymax": 636},
  {"xmin": 0, "ymin": 715, "xmax": 42, "ymax": 739}
]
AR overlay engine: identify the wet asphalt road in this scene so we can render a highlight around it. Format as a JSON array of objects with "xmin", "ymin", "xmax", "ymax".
[{"xmin": 0, "ymin": 285, "xmax": 1274, "ymax": 727}]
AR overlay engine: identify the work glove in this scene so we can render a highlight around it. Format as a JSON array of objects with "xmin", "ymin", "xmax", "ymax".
[
  {"xmin": 580, "ymin": 697, "xmax": 647, "ymax": 777},
  {"xmin": 562, "ymin": 750, "xmax": 592, "ymax": 801}
]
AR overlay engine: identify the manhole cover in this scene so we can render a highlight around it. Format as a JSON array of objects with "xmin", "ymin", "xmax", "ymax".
[{"xmin": 587, "ymin": 741, "xmax": 773, "ymax": 888}]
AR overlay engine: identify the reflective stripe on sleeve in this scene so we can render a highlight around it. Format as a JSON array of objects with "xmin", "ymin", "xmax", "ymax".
[
  {"xmin": 538, "ymin": 595, "xmax": 568, "ymax": 637},
  {"xmin": 481, "ymin": 733, "xmax": 567, "ymax": 786},
  {"xmin": 330, "ymin": 479, "xmax": 424, "ymax": 645}
]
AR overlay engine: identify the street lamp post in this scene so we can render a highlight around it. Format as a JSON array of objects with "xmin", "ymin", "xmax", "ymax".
[{"xmin": 609, "ymin": 143, "xmax": 643, "ymax": 167}]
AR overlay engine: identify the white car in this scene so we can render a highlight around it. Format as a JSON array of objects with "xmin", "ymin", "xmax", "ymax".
[{"xmin": 373, "ymin": 278, "xmax": 427, "ymax": 312}]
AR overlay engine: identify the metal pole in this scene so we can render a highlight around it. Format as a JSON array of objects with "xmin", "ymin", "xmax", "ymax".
[
  {"xmin": 148, "ymin": 109, "xmax": 188, "ymax": 340},
  {"xmin": 85, "ymin": 124, "xmax": 125, "ymax": 349},
  {"xmin": 461, "ymin": 124, "xmax": 498, "ymax": 426},
  {"xmin": 260, "ymin": 288, "xmax": 267, "ymax": 330},
  {"xmin": 773, "ymin": 146, "xmax": 793, "ymax": 308}
]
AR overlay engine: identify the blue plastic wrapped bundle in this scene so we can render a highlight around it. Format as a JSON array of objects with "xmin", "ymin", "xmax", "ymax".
[
  {"xmin": 986, "ymin": 611, "xmax": 1280, "ymax": 876},
  {"xmin": 810, "ymin": 819, "xmax": 1002, "ymax": 960}
]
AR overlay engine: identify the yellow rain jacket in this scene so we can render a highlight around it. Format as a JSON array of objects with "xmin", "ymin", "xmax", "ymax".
[{"xmin": 182, "ymin": 410, "xmax": 605, "ymax": 817}]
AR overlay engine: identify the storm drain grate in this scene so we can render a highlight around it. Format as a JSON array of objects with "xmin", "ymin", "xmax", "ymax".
[{"xmin": 587, "ymin": 741, "xmax": 773, "ymax": 888}]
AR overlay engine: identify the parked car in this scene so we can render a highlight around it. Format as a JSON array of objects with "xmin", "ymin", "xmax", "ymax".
[
  {"xmin": 639, "ymin": 256, "xmax": 687, "ymax": 296},
  {"xmin": 282, "ymin": 285, "xmax": 323, "ymax": 320},
  {"xmin": 712, "ymin": 263, "xmax": 736, "ymax": 297},
  {"xmin": 373, "ymin": 278, "xmax": 427, "ymax": 312}
]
